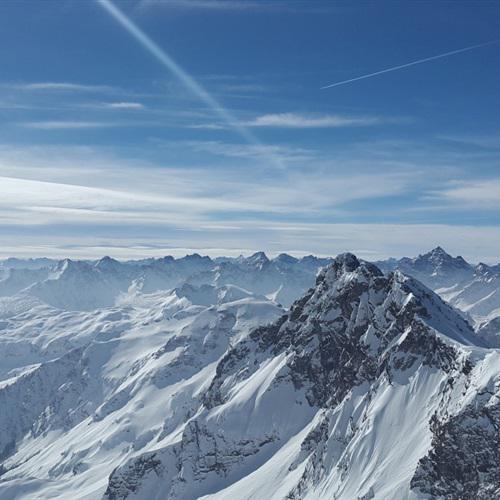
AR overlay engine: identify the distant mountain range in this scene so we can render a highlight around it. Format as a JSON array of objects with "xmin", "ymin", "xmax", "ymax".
[
  {"xmin": 0, "ymin": 248, "xmax": 500, "ymax": 498},
  {"xmin": 2, "ymin": 246, "xmax": 499, "ymax": 324},
  {"xmin": 0, "ymin": 252, "xmax": 332, "ymax": 311}
]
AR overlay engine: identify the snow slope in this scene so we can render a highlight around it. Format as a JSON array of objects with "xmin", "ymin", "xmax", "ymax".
[
  {"xmin": 0, "ymin": 285, "xmax": 283, "ymax": 499},
  {"xmin": 1, "ymin": 252, "xmax": 500, "ymax": 499}
]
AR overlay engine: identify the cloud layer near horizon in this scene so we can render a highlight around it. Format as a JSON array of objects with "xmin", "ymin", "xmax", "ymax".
[{"xmin": 0, "ymin": 141, "xmax": 498, "ymax": 262}]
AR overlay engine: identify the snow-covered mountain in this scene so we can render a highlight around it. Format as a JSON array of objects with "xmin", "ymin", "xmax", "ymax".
[
  {"xmin": 0, "ymin": 253, "xmax": 330, "ymax": 312},
  {"xmin": 1, "ymin": 253, "xmax": 500, "ymax": 499},
  {"xmin": 186, "ymin": 252, "xmax": 329, "ymax": 307},
  {"xmin": 101, "ymin": 253, "xmax": 497, "ymax": 500},
  {"xmin": 0, "ymin": 283, "xmax": 283, "ymax": 499},
  {"xmin": 0, "ymin": 267, "xmax": 51, "ymax": 297},
  {"xmin": 377, "ymin": 246, "xmax": 500, "ymax": 324},
  {"xmin": 376, "ymin": 246, "xmax": 474, "ymax": 288}
]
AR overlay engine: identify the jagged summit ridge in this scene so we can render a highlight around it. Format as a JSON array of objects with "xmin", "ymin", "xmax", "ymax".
[
  {"xmin": 318, "ymin": 252, "xmax": 381, "ymax": 280},
  {"xmin": 401, "ymin": 246, "xmax": 472, "ymax": 274}
]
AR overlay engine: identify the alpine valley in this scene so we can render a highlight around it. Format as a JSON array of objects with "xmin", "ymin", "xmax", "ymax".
[{"xmin": 0, "ymin": 248, "xmax": 499, "ymax": 500}]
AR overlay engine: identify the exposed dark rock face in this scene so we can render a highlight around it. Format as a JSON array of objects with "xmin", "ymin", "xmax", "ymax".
[
  {"xmin": 105, "ymin": 453, "xmax": 163, "ymax": 500},
  {"xmin": 411, "ymin": 398, "xmax": 500, "ymax": 499},
  {"xmin": 205, "ymin": 254, "xmax": 473, "ymax": 411},
  {"xmin": 287, "ymin": 415, "xmax": 331, "ymax": 499}
]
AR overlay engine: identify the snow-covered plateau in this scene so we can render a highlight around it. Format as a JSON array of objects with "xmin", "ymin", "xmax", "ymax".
[{"xmin": 0, "ymin": 249, "xmax": 499, "ymax": 499}]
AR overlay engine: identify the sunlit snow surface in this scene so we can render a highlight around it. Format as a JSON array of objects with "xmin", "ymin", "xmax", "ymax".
[
  {"xmin": 0, "ymin": 283, "xmax": 283, "ymax": 499},
  {"xmin": 0, "ymin": 250, "xmax": 499, "ymax": 499}
]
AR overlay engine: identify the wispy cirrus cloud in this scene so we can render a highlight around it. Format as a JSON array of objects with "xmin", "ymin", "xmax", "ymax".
[
  {"xmin": 432, "ymin": 179, "xmax": 500, "ymax": 208},
  {"xmin": 104, "ymin": 101, "xmax": 145, "ymax": 109},
  {"xmin": 243, "ymin": 112, "xmax": 383, "ymax": 128},
  {"xmin": 438, "ymin": 133, "xmax": 500, "ymax": 150},
  {"xmin": 138, "ymin": 0, "xmax": 333, "ymax": 14},
  {"xmin": 12, "ymin": 82, "xmax": 117, "ymax": 93},
  {"xmin": 181, "ymin": 139, "xmax": 316, "ymax": 162},
  {"xmin": 139, "ymin": 0, "xmax": 292, "ymax": 11},
  {"xmin": 0, "ymin": 143, "xmax": 415, "ymax": 228},
  {"xmin": 19, "ymin": 121, "xmax": 121, "ymax": 130},
  {"xmin": 0, "ymin": 143, "xmax": 498, "ymax": 262},
  {"xmin": 192, "ymin": 112, "xmax": 402, "ymax": 130}
]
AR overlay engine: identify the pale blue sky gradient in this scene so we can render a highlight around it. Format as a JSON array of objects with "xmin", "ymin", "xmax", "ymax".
[{"xmin": 0, "ymin": 0, "xmax": 499, "ymax": 261}]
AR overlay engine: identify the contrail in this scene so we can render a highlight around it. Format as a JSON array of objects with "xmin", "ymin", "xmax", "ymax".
[
  {"xmin": 321, "ymin": 40, "xmax": 499, "ymax": 90},
  {"xmin": 96, "ymin": 0, "xmax": 283, "ymax": 167}
]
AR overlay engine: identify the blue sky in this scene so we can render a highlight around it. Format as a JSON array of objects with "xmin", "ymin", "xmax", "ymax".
[{"xmin": 0, "ymin": 0, "xmax": 499, "ymax": 261}]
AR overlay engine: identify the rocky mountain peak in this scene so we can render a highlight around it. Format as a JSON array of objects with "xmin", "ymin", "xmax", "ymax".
[
  {"xmin": 244, "ymin": 252, "xmax": 270, "ymax": 270},
  {"xmin": 319, "ymin": 252, "xmax": 382, "ymax": 281},
  {"xmin": 388, "ymin": 247, "xmax": 474, "ymax": 291},
  {"xmin": 95, "ymin": 256, "xmax": 122, "ymax": 272},
  {"xmin": 247, "ymin": 251, "xmax": 269, "ymax": 263},
  {"xmin": 419, "ymin": 246, "xmax": 470, "ymax": 270},
  {"xmin": 179, "ymin": 253, "xmax": 210, "ymax": 262},
  {"xmin": 274, "ymin": 253, "xmax": 299, "ymax": 265},
  {"xmin": 330, "ymin": 251, "xmax": 360, "ymax": 271},
  {"xmin": 207, "ymin": 254, "xmax": 477, "ymax": 414},
  {"xmin": 428, "ymin": 245, "xmax": 448, "ymax": 257},
  {"xmin": 52, "ymin": 258, "xmax": 90, "ymax": 277},
  {"xmin": 475, "ymin": 262, "xmax": 500, "ymax": 278}
]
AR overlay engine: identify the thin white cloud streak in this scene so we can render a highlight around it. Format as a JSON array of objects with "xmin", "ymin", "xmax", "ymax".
[
  {"xmin": 0, "ymin": 175, "xmax": 268, "ymax": 224},
  {"xmin": 321, "ymin": 40, "xmax": 499, "ymax": 89},
  {"xmin": 97, "ymin": 0, "xmax": 283, "ymax": 167},
  {"xmin": 190, "ymin": 112, "xmax": 405, "ymax": 130},
  {"xmin": 216, "ymin": 83, "xmax": 267, "ymax": 94},
  {"xmin": 140, "ymin": 0, "xmax": 264, "ymax": 10},
  {"xmin": 138, "ymin": 0, "xmax": 301, "ymax": 12},
  {"xmin": 188, "ymin": 123, "xmax": 228, "ymax": 130},
  {"xmin": 14, "ymin": 82, "xmax": 116, "ymax": 93},
  {"xmin": 244, "ymin": 112, "xmax": 382, "ymax": 128},
  {"xmin": 20, "ymin": 121, "xmax": 121, "ymax": 130},
  {"xmin": 138, "ymin": 0, "xmax": 332, "ymax": 14},
  {"xmin": 432, "ymin": 179, "xmax": 500, "ymax": 208},
  {"xmin": 182, "ymin": 140, "xmax": 316, "ymax": 162},
  {"xmin": 438, "ymin": 133, "xmax": 500, "ymax": 150},
  {"xmin": 106, "ymin": 102, "xmax": 144, "ymax": 109}
]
